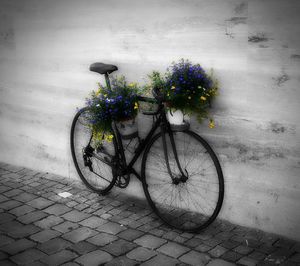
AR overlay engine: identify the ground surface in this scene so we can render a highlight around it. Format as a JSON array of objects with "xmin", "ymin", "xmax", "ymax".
[{"xmin": 0, "ymin": 162, "xmax": 299, "ymax": 266}]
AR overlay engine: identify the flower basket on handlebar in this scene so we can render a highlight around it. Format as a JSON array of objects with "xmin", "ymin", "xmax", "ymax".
[{"xmin": 147, "ymin": 59, "xmax": 219, "ymax": 129}]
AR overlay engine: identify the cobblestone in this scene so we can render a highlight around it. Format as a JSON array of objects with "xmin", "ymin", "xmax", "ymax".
[
  {"xmin": 0, "ymin": 162, "xmax": 298, "ymax": 266},
  {"xmin": 86, "ymin": 232, "xmax": 118, "ymax": 246},
  {"xmin": 134, "ymin": 234, "xmax": 167, "ymax": 249},
  {"xmin": 62, "ymin": 227, "xmax": 98, "ymax": 243},
  {"xmin": 179, "ymin": 250, "xmax": 211, "ymax": 266},
  {"xmin": 157, "ymin": 242, "xmax": 190, "ymax": 258},
  {"xmin": 75, "ymin": 250, "xmax": 113, "ymax": 265}
]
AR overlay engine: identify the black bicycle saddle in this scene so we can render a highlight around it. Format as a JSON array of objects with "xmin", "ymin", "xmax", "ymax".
[{"xmin": 89, "ymin": 62, "xmax": 118, "ymax": 75}]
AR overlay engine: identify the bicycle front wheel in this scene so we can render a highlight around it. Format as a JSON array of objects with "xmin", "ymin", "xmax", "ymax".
[
  {"xmin": 70, "ymin": 108, "xmax": 117, "ymax": 194},
  {"xmin": 141, "ymin": 130, "xmax": 224, "ymax": 232}
]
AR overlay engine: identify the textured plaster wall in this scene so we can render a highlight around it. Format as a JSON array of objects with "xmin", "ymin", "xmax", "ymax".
[{"xmin": 0, "ymin": 0, "xmax": 299, "ymax": 240}]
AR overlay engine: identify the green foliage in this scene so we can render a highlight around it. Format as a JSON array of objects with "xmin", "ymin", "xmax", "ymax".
[
  {"xmin": 84, "ymin": 76, "xmax": 142, "ymax": 140},
  {"xmin": 148, "ymin": 59, "xmax": 219, "ymax": 122}
]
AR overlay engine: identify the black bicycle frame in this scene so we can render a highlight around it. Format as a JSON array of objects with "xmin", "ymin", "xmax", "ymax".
[{"xmin": 113, "ymin": 102, "xmax": 186, "ymax": 183}]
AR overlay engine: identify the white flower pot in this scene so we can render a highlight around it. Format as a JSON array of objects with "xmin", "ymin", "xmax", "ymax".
[
  {"xmin": 115, "ymin": 118, "xmax": 138, "ymax": 139},
  {"xmin": 167, "ymin": 110, "xmax": 184, "ymax": 125}
]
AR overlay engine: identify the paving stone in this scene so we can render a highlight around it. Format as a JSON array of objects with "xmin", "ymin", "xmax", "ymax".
[
  {"xmin": 174, "ymin": 235, "xmax": 188, "ymax": 244},
  {"xmin": 209, "ymin": 245, "xmax": 228, "ymax": 258},
  {"xmin": 258, "ymin": 244, "xmax": 277, "ymax": 255},
  {"xmin": 102, "ymin": 239, "xmax": 137, "ymax": 256},
  {"xmin": 27, "ymin": 197, "xmax": 54, "ymax": 210},
  {"xmin": 0, "ymin": 259, "xmax": 16, "ymax": 266},
  {"xmin": 61, "ymin": 263, "xmax": 80, "ymax": 266},
  {"xmin": 0, "ymin": 251, "xmax": 8, "ymax": 260},
  {"xmin": 0, "ymin": 200, "xmax": 22, "ymax": 210},
  {"xmin": 196, "ymin": 243, "xmax": 212, "ymax": 252},
  {"xmin": 14, "ymin": 192, "xmax": 38, "ymax": 203},
  {"xmin": 221, "ymin": 251, "xmax": 243, "ymax": 262},
  {"xmin": 157, "ymin": 242, "xmax": 190, "ymax": 258},
  {"xmin": 220, "ymin": 240, "xmax": 240, "ymax": 249},
  {"xmin": 67, "ymin": 241, "xmax": 98, "ymax": 255},
  {"xmin": 195, "ymin": 233, "xmax": 213, "ymax": 240},
  {"xmin": 43, "ymin": 204, "xmax": 71, "ymax": 216},
  {"xmin": 30, "ymin": 229, "xmax": 61, "ymax": 243},
  {"xmin": 141, "ymin": 253, "xmax": 179, "ymax": 266},
  {"xmin": 290, "ymin": 252, "xmax": 300, "ymax": 262},
  {"xmin": 17, "ymin": 210, "xmax": 48, "ymax": 224},
  {"xmin": 274, "ymin": 238, "xmax": 295, "ymax": 249},
  {"xmin": 3, "ymin": 189, "xmax": 23, "ymax": 197},
  {"xmin": 0, "ymin": 195, "xmax": 9, "ymax": 203},
  {"xmin": 97, "ymin": 221, "xmax": 126, "ymax": 235},
  {"xmin": 206, "ymin": 258, "xmax": 236, "ymax": 266},
  {"xmin": 2, "ymin": 221, "xmax": 41, "ymax": 238},
  {"xmin": 237, "ymin": 256, "xmax": 258, "ymax": 266},
  {"xmin": 0, "ymin": 238, "xmax": 36, "ymax": 255},
  {"xmin": 62, "ymin": 210, "xmax": 91, "ymax": 222},
  {"xmin": 185, "ymin": 237, "xmax": 204, "ymax": 248},
  {"xmin": 52, "ymin": 221, "xmax": 79, "ymax": 233},
  {"xmin": 9, "ymin": 205, "xmax": 35, "ymax": 217},
  {"xmin": 37, "ymin": 237, "xmax": 72, "ymax": 255},
  {"xmin": 249, "ymin": 251, "xmax": 266, "ymax": 261},
  {"xmin": 41, "ymin": 250, "xmax": 78, "ymax": 266},
  {"xmin": 126, "ymin": 247, "xmax": 157, "ymax": 262},
  {"xmin": 75, "ymin": 250, "xmax": 113, "ymax": 266},
  {"xmin": 86, "ymin": 232, "xmax": 118, "ymax": 246},
  {"xmin": 179, "ymin": 250, "xmax": 211, "ymax": 266},
  {"xmin": 106, "ymin": 255, "xmax": 139, "ymax": 266},
  {"xmin": 62, "ymin": 227, "xmax": 98, "ymax": 243},
  {"xmin": 264, "ymin": 248, "xmax": 294, "ymax": 265},
  {"xmin": 205, "ymin": 238, "xmax": 223, "ymax": 247},
  {"xmin": 117, "ymin": 228, "xmax": 144, "ymax": 241},
  {"xmin": 34, "ymin": 215, "xmax": 64, "ymax": 229},
  {"xmin": 10, "ymin": 248, "xmax": 46, "ymax": 265},
  {"xmin": 134, "ymin": 234, "xmax": 167, "ymax": 249},
  {"xmin": 163, "ymin": 231, "xmax": 180, "ymax": 241},
  {"xmin": 79, "ymin": 216, "xmax": 107, "ymax": 228},
  {"xmin": 0, "ymin": 213, "xmax": 15, "ymax": 224},
  {"xmin": 0, "ymin": 235, "xmax": 14, "ymax": 247},
  {"xmin": 234, "ymin": 245, "xmax": 254, "ymax": 255}
]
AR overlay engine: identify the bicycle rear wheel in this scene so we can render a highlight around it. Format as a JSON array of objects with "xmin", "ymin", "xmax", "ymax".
[
  {"xmin": 141, "ymin": 130, "xmax": 224, "ymax": 232},
  {"xmin": 70, "ymin": 108, "xmax": 117, "ymax": 194}
]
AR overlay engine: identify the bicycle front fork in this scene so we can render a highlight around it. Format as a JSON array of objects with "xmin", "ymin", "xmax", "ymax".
[{"xmin": 160, "ymin": 123, "xmax": 188, "ymax": 184}]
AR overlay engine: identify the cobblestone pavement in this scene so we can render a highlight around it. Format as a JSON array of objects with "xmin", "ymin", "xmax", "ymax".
[{"xmin": 0, "ymin": 163, "xmax": 299, "ymax": 266}]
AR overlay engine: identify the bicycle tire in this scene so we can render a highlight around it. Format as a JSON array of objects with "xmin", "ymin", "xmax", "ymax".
[
  {"xmin": 141, "ymin": 130, "xmax": 224, "ymax": 232},
  {"xmin": 70, "ymin": 107, "xmax": 118, "ymax": 194}
]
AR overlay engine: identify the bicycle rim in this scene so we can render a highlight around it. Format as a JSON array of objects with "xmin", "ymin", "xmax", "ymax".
[
  {"xmin": 141, "ymin": 130, "xmax": 224, "ymax": 232},
  {"xmin": 70, "ymin": 108, "xmax": 117, "ymax": 194}
]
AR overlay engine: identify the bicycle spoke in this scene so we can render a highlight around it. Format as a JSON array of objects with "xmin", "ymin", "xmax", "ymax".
[{"xmin": 142, "ymin": 130, "xmax": 223, "ymax": 232}]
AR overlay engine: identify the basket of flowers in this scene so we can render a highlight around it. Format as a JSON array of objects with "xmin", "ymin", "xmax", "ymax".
[
  {"xmin": 85, "ymin": 76, "xmax": 141, "ymax": 144},
  {"xmin": 148, "ymin": 59, "xmax": 219, "ymax": 129}
]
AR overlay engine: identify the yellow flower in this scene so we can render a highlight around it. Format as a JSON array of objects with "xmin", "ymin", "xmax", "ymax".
[
  {"xmin": 95, "ymin": 89, "xmax": 101, "ymax": 96},
  {"xmin": 129, "ymin": 82, "xmax": 135, "ymax": 87},
  {"xmin": 209, "ymin": 119, "xmax": 215, "ymax": 129},
  {"xmin": 134, "ymin": 102, "xmax": 139, "ymax": 110},
  {"xmin": 171, "ymin": 86, "xmax": 176, "ymax": 90},
  {"xmin": 200, "ymin": 96, "xmax": 206, "ymax": 101},
  {"xmin": 104, "ymin": 93, "xmax": 107, "ymax": 97},
  {"xmin": 167, "ymin": 92, "xmax": 170, "ymax": 96},
  {"xmin": 105, "ymin": 134, "xmax": 114, "ymax": 142}
]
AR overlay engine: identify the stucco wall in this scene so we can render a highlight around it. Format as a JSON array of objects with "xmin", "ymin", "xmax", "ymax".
[{"xmin": 0, "ymin": 0, "xmax": 299, "ymax": 240}]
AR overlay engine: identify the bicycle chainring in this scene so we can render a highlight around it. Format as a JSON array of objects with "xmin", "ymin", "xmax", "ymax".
[{"xmin": 115, "ymin": 174, "xmax": 130, "ymax": 188}]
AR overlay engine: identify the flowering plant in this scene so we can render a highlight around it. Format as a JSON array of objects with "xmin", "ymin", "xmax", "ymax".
[
  {"xmin": 85, "ymin": 76, "xmax": 140, "ymax": 142},
  {"xmin": 149, "ymin": 59, "xmax": 219, "ymax": 127}
]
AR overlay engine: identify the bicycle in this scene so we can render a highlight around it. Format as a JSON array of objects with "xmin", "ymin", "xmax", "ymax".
[{"xmin": 70, "ymin": 62, "xmax": 224, "ymax": 232}]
